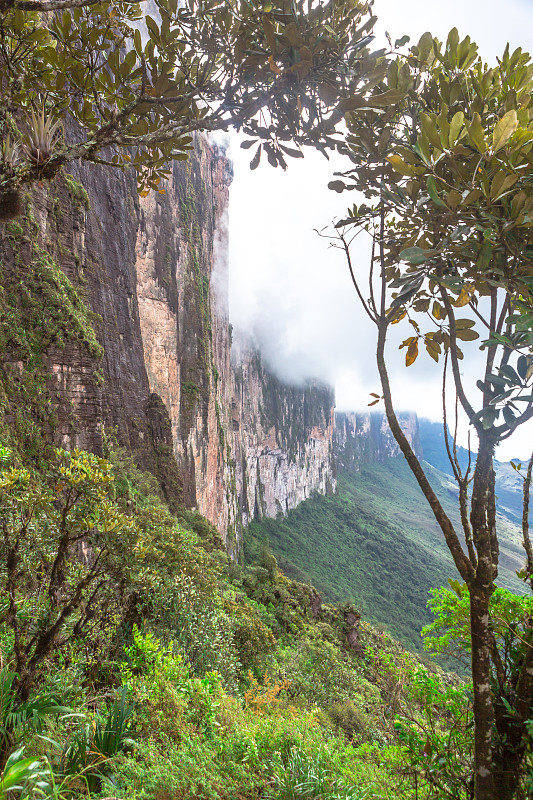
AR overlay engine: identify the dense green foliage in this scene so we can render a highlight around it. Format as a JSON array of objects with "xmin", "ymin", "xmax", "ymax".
[
  {"xmin": 0, "ymin": 440, "xmax": 492, "ymax": 800},
  {"xmin": 0, "ymin": 207, "xmax": 102, "ymax": 462},
  {"xmin": 418, "ymin": 420, "xmax": 526, "ymax": 524},
  {"xmin": 246, "ymin": 462, "xmax": 454, "ymax": 653},
  {"xmin": 246, "ymin": 458, "xmax": 526, "ymax": 657}
]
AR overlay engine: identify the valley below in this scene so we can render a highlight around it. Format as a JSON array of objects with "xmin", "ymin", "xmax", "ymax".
[{"xmin": 246, "ymin": 430, "xmax": 526, "ymax": 655}]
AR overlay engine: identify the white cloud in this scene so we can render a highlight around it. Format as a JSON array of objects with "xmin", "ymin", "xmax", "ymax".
[{"xmin": 228, "ymin": 0, "xmax": 533, "ymax": 462}]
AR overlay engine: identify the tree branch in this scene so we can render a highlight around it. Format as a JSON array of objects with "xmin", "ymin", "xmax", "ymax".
[
  {"xmin": 2, "ymin": 0, "xmax": 148, "ymax": 9},
  {"xmin": 522, "ymin": 452, "xmax": 533, "ymax": 586},
  {"xmin": 439, "ymin": 284, "xmax": 482, "ymax": 435}
]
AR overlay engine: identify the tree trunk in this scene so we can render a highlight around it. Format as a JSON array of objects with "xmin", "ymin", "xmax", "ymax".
[
  {"xmin": 470, "ymin": 586, "xmax": 496, "ymax": 799},
  {"xmin": 468, "ymin": 433, "xmax": 498, "ymax": 800}
]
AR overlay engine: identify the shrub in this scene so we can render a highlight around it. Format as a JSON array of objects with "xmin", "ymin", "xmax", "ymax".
[{"xmin": 328, "ymin": 701, "xmax": 368, "ymax": 742}]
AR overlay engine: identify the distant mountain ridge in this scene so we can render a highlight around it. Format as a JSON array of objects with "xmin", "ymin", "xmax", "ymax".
[{"xmin": 333, "ymin": 413, "xmax": 526, "ymax": 527}]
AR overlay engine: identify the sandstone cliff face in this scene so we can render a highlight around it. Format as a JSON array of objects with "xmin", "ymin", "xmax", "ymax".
[
  {"xmin": 132, "ymin": 137, "xmax": 237, "ymax": 537},
  {"xmin": 334, "ymin": 411, "xmax": 422, "ymax": 471},
  {"xmin": 0, "ymin": 137, "xmax": 336, "ymax": 552}
]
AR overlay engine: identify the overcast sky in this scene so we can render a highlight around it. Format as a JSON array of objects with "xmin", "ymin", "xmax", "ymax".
[{"xmin": 227, "ymin": 0, "xmax": 533, "ymax": 461}]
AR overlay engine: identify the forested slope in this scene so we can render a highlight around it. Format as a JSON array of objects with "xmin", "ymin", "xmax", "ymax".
[{"xmin": 245, "ymin": 457, "xmax": 525, "ymax": 653}]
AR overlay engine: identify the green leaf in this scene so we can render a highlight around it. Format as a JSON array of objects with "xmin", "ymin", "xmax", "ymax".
[
  {"xmin": 448, "ymin": 578, "xmax": 465, "ymax": 597},
  {"xmin": 416, "ymin": 31, "xmax": 434, "ymax": 62},
  {"xmin": 420, "ymin": 113, "xmax": 442, "ymax": 150},
  {"xmin": 145, "ymin": 15, "xmax": 160, "ymax": 42},
  {"xmin": 503, "ymin": 406, "xmax": 517, "ymax": 427},
  {"xmin": 279, "ymin": 144, "xmax": 304, "ymax": 159},
  {"xmin": 448, "ymin": 111, "xmax": 464, "ymax": 147},
  {"xmin": 481, "ymin": 407, "xmax": 499, "ymax": 429},
  {"xmin": 250, "ymin": 144, "xmax": 262, "ymax": 170},
  {"xmin": 427, "ymin": 176, "xmax": 448, "ymax": 208},
  {"xmin": 477, "ymin": 240, "xmax": 492, "ymax": 269},
  {"xmin": 337, "ymin": 94, "xmax": 368, "ymax": 111},
  {"xmin": 468, "ymin": 112, "xmax": 486, "ymax": 153},
  {"xmin": 400, "ymin": 246, "xmax": 430, "ymax": 265},
  {"xmin": 493, "ymin": 110, "xmax": 518, "ymax": 152},
  {"xmin": 446, "ymin": 27, "xmax": 459, "ymax": 65},
  {"xmin": 395, "ymin": 35, "xmax": 410, "ymax": 48},
  {"xmin": 500, "ymin": 364, "xmax": 520, "ymax": 383},
  {"xmin": 490, "ymin": 171, "xmax": 519, "ymax": 200},
  {"xmin": 517, "ymin": 355, "xmax": 528, "ymax": 379},
  {"xmin": 370, "ymin": 89, "xmax": 406, "ymax": 107},
  {"xmin": 134, "ymin": 28, "xmax": 143, "ymax": 57},
  {"xmin": 455, "ymin": 328, "xmax": 479, "ymax": 341}
]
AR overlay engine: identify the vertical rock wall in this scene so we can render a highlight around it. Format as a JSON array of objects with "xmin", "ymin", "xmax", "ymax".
[
  {"xmin": 131, "ymin": 139, "xmax": 337, "ymax": 552},
  {"xmin": 230, "ymin": 335, "xmax": 337, "ymax": 532},
  {"xmin": 132, "ymin": 137, "xmax": 237, "ymax": 537}
]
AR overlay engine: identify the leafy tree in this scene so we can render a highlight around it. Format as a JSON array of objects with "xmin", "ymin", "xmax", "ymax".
[
  {"xmin": 0, "ymin": 446, "xmax": 223, "ymax": 707},
  {"xmin": 0, "ymin": 0, "xmax": 380, "ymax": 217},
  {"xmin": 329, "ymin": 28, "xmax": 533, "ymax": 800},
  {"xmin": 0, "ymin": 447, "xmax": 137, "ymax": 706}
]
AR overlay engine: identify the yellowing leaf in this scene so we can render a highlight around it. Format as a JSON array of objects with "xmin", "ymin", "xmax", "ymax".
[
  {"xmin": 454, "ymin": 287, "xmax": 473, "ymax": 307},
  {"xmin": 387, "ymin": 155, "xmax": 422, "ymax": 177},
  {"xmin": 390, "ymin": 309, "xmax": 407, "ymax": 324},
  {"xmin": 432, "ymin": 301, "xmax": 444, "ymax": 320},
  {"xmin": 405, "ymin": 340, "xmax": 419, "ymax": 366},
  {"xmin": 425, "ymin": 338, "xmax": 441, "ymax": 362},
  {"xmin": 268, "ymin": 55, "xmax": 281, "ymax": 74}
]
